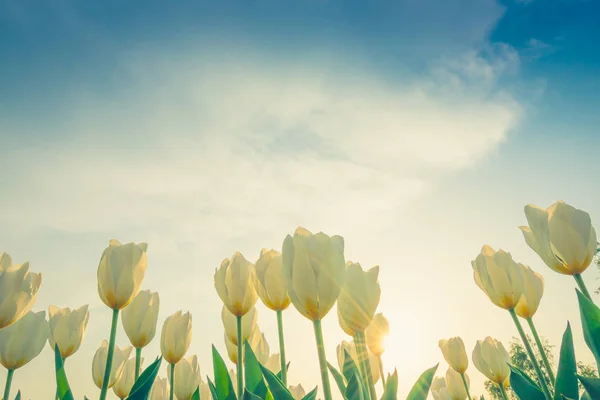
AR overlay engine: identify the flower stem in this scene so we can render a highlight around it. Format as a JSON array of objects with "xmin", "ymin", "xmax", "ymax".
[
  {"xmin": 313, "ymin": 319, "xmax": 333, "ymax": 400},
  {"xmin": 526, "ymin": 317, "xmax": 555, "ymax": 385},
  {"xmin": 169, "ymin": 363, "xmax": 175, "ymax": 400},
  {"xmin": 135, "ymin": 348, "xmax": 142, "ymax": 381},
  {"xmin": 498, "ymin": 383, "xmax": 509, "ymax": 400},
  {"xmin": 236, "ymin": 315, "xmax": 243, "ymax": 400},
  {"xmin": 574, "ymin": 273, "xmax": 592, "ymax": 300},
  {"xmin": 3, "ymin": 369, "xmax": 14, "ymax": 400},
  {"xmin": 509, "ymin": 309, "xmax": 551, "ymax": 400},
  {"xmin": 276, "ymin": 310, "xmax": 287, "ymax": 385},
  {"xmin": 377, "ymin": 355, "xmax": 386, "ymax": 390},
  {"xmin": 354, "ymin": 330, "xmax": 376, "ymax": 400},
  {"xmin": 460, "ymin": 373, "xmax": 473, "ymax": 400},
  {"xmin": 99, "ymin": 308, "xmax": 120, "ymax": 400}
]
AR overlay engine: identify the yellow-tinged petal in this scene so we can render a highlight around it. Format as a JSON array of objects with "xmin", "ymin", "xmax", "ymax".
[
  {"xmin": 160, "ymin": 310, "xmax": 192, "ymax": 365},
  {"xmin": 438, "ymin": 337, "xmax": 468, "ymax": 374}
]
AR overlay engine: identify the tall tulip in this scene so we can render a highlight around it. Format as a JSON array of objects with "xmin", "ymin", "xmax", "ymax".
[
  {"xmin": 122, "ymin": 289, "xmax": 160, "ymax": 379},
  {"xmin": 92, "ymin": 340, "xmax": 132, "ymax": 390},
  {"xmin": 168, "ymin": 355, "xmax": 200, "ymax": 400},
  {"xmin": 520, "ymin": 201, "xmax": 597, "ymax": 296},
  {"xmin": 97, "ymin": 239, "xmax": 148, "ymax": 400},
  {"xmin": 289, "ymin": 384, "xmax": 306, "ymax": 400},
  {"xmin": 282, "ymin": 227, "xmax": 346, "ymax": 400},
  {"xmin": 214, "ymin": 251, "xmax": 258, "ymax": 399},
  {"xmin": 48, "ymin": 304, "xmax": 90, "ymax": 359},
  {"xmin": 473, "ymin": 337, "xmax": 511, "ymax": 400},
  {"xmin": 0, "ymin": 310, "xmax": 48, "ymax": 400},
  {"xmin": 113, "ymin": 356, "xmax": 141, "ymax": 399},
  {"xmin": 0, "ymin": 252, "xmax": 42, "ymax": 329},
  {"xmin": 161, "ymin": 310, "xmax": 192, "ymax": 400},
  {"xmin": 438, "ymin": 337, "xmax": 471, "ymax": 399},
  {"xmin": 445, "ymin": 368, "xmax": 469, "ymax": 400},
  {"xmin": 366, "ymin": 312, "xmax": 389, "ymax": 388},
  {"xmin": 255, "ymin": 249, "xmax": 290, "ymax": 384},
  {"xmin": 222, "ymin": 305, "xmax": 257, "ymax": 345},
  {"xmin": 430, "ymin": 377, "xmax": 451, "ymax": 400},
  {"xmin": 150, "ymin": 376, "xmax": 171, "ymax": 400}
]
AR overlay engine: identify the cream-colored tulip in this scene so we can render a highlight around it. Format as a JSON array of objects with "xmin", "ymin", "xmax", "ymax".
[
  {"xmin": 338, "ymin": 262, "xmax": 380, "ymax": 332},
  {"xmin": 224, "ymin": 327, "xmax": 263, "ymax": 364},
  {"xmin": 97, "ymin": 240, "xmax": 148, "ymax": 310},
  {"xmin": 446, "ymin": 368, "xmax": 468, "ymax": 400},
  {"xmin": 161, "ymin": 310, "xmax": 192, "ymax": 365},
  {"xmin": 48, "ymin": 304, "xmax": 89, "ymax": 359},
  {"xmin": 472, "ymin": 245, "xmax": 524, "ymax": 310},
  {"xmin": 122, "ymin": 289, "xmax": 160, "ymax": 348},
  {"xmin": 438, "ymin": 337, "xmax": 468, "ymax": 374},
  {"xmin": 472, "ymin": 337, "xmax": 510, "ymax": 384},
  {"xmin": 254, "ymin": 331, "xmax": 270, "ymax": 364},
  {"xmin": 255, "ymin": 249, "xmax": 291, "ymax": 311},
  {"xmin": 336, "ymin": 340, "xmax": 380, "ymax": 383},
  {"xmin": 282, "ymin": 227, "xmax": 346, "ymax": 321},
  {"xmin": 92, "ymin": 340, "xmax": 132, "ymax": 389},
  {"xmin": 214, "ymin": 252, "xmax": 258, "ymax": 317},
  {"xmin": 337, "ymin": 307, "xmax": 355, "ymax": 336},
  {"xmin": 229, "ymin": 369, "xmax": 237, "ymax": 394},
  {"xmin": 199, "ymin": 379, "xmax": 212, "ymax": 400},
  {"xmin": 366, "ymin": 313, "xmax": 389, "ymax": 356},
  {"xmin": 0, "ymin": 310, "xmax": 48, "ymax": 370},
  {"xmin": 149, "ymin": 376, "xmax": 170, "ymax": 400},
  {"xmin": 0, "ymin": 253, "xmax": 42, "ymax": 329},
  {"xmin": 265, "ymin": 353, "xmax": 280, "ymax": 373},
  {"xmin": 113, "ymin": 356, "xmax": 141, "ymax": 399},
  {"xmin": 515, "ymin": 266, "xmax": 544, "ymax": 318},
  {"xmin": 431, "ymin": 377, "xmax": 452, "ymax": 400},
  {"xmin": 289, "ymin": 384, "xmax": 306, "ymax": 400},
  {"xmin": 168, "ymin": 355, "xmax": 200, "ymax": 400},
  {"xmin": 520, "ymin": 201, "xmax": 597, "ymax": 275},
  {"xmin": 225, "ymin": 333, "xmax": 239, "ymax": 364},
  {"xmin": 222, "ymin": 305, "xmax": 257, "ymax": 345}
]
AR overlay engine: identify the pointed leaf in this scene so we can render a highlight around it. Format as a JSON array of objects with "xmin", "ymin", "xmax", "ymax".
[
  {"xmin": 406, "ymin": 364, "xmax": 438, "ymax": 400},
  {"xmin": 212, "ymin": 345, "xmax": 237, "ymax": 400},
  {"xmin": 191, "ymin": 386, "xmax": 200, "ymax": 400},
  {"xmin": 244, "ymin": 389, "xmax": 264, "ymax": 400},
  {"xmin": 345, "ymin": 373, "xmax": 364, "ymax": 400},
  {"xmin": 244, "ymin": 342, "xmax": 269, "ymax": 399},
  {"xmin": 509, "ymin": 364, "xmax": 545, "ymax": 400},
  {"xmin": 554, "ymin": 322, "xmax": 578, "ymax": 400},
  {"xmin": 380, "ymin": 369, "xmax": 398, "ymax": 400},
  {"xmin": 577, "ymin": 375, "xmax": 600, "ymax": 398},
  {"xmin": 14, "ymin": 391, "xmax": 20, "ymax": 400},
  {"xmin": 342, "ymin": 350, "xmax": 368, "ymax": 400},
  {"xmin": 208, "ymin": 378, "xmax": 220, "ymax": 400},
  {"xmin": 54, "ymin": 345, "xmax": 75, "ymax": 400},
  {"xmin": 327, "ymin": 362, "xmax": 347, "ymax": 398},
  {"xmin": 126, "ymin": 356, "xmax": 162, "ymax": 400},
  {"xmin": 259, "ymin": 364, "xmax": 294, "ymax": 400},
  {"xmin": 276, "ymin": 363, "xmax": 291, "ymax": 381},
  {"xmin": 301, "ymin": 387, "xmax": 318, "ymax": 400},
  {"xmin": 577, "ymin": 289, "xmax": 600, "ymax": 367}
]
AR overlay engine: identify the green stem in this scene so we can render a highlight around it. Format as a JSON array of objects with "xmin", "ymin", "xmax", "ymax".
[
  {"xmin": 509, "ymin": 309, "xmax": 551, "ymax": 400},
  {"xmin": 460, "ymin": 373, "xmax": 473, "ymax": 400},
  {"xmin": 377, "ymin": 355, "xmax": 386, "ymax": 390},
  {"xmin": 354, "ymin": 331, "xmax": 376, "ymax": 400},
  {"xmin": 574, "ymin": 273, "xmax": 592, "ymax": 300},
  {"xmin": 276, "ymin": 310, "xmax": 287, "ymax": 386},
  {"xmin": 3, "ymin": 369, "xmax": 14, "ymax": 400},
  {"xmin": 169, "ymin": 363, "xmax": 175, "ymax": 400},
  {"xmin": 99, "ymin": 308, "xmax": 120, "ymax": 400},
  {"xmin": 498, "ymin": 383, "xmax": 509, "ymax": 400},
  {"xmin": 313, "ymin": 319, "xmax": 333, "ymax": 400},
  {"xmin": 236, "ymin": 315, "xmax": 243, "ymax": 400},
  {"xmin": 526, "ymin": 317, "xmax": 555, "ymax": 385},
  {"xmin": 135, "ymin": 348, "xmax": 142, "ymax": 381}
]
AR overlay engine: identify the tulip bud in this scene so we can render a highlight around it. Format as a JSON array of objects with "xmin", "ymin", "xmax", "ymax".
[
  {"xmin": 0, "ymin": 310, "xmax": 48, "ymax": 370},
  {"xmin": 161, "ymin": 310, "xmax": 192, "ymax": 365},
  {"xmin": 113, "ymin": 356, "xmax": 141, "ymax": 399},
  {"xmin": 255, "ymin": 249, "xmax": 291, "ymax": 311},
  {"xmin": 282, "ymin": 227, "xmax": 346, "ymax": 321},
  {"xmin": 430, "ymin": 377, "xmax": 452, "ymax": 400},
  {"xmin": 149, "ymin": 376, "xmax": 170, "ymax": 400},
  {"xmin": 438, "ymin": 337, "xmax": 468, "ymax": 374},
  {"xmin": 48, "ymin": 304, "xmax": 89, "ymax": 359},
  {"xmin": 446, "ymin": 368, "xmax": 469, "ymax": 400},
  {"xmin": 168, "ymin": 355, "xmax": 200, "ymax": 400},
  {"xmin": 472, "ymin": 337, "xmax": 510, "ymax": 384},
  {"xmin": 221, "ymin": 305, "xmax": 257, "ymax": 345},
  {"xmin": 199, "ymin": 379, "xmax": 212, "ymax": 400},
  {"xmin": 214, "ymin": 252, "xmax": 258, "ymax": 317},
  {"xmin": 366, "ymin": 313, "xmax": 389, "ymax": 356},
  {"xmin": 289, "ymin": 384, "xmax": 306, "ymax": 400},
  {"xmin": 520, "ymin": 201, "xmax": 597, "ymax": 275},
  {"xmin": 336, "ymin": 340, "xmax": 380, "ymax": 383},
  {"xmin": 265, "ymin": 353, "xmax": 280, "ymax": 373},
  {"xmin": 515, "ymin": 266, "xmax": 544, "ymax": 318},
  {"xmin": 472, "ymin": 245, "xmax": 524, "ymax": 310},
  {"xmin": 92, "ymin": 340, "xmax": 132, "ymax": 389},
  {"xmin": 122, "ymin": 289, "xmax": 160, "ymax": 348},
  {"xmin": 97, "ymin": 240, "xmax": 148, "ymax": 310},
  {"xmin": 0, "ymin": 253, "xmax": 42, "ymax": 329},
  {"xmin": 338, "ymin": 262, "xmax": 380, "ymax": 333}
]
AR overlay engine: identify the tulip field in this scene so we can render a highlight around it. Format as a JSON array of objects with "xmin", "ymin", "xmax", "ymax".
[{"xmin": 2, "ymin": 200, "xmax": 600, "ymax": 400}]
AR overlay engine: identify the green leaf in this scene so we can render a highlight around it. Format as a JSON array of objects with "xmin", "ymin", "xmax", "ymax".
[
  {"xmin": 577, "ymin": 375, "xmax": 600, "ymax": 398},
  {"xmin": 341, "ymin": 350, "xmax": 368, "ymax": 400},
  {"xmin": 554, "ymin": 322, "xmax": 578, "ymax": 400},
  {"xmin": 54, "ymin": 345, "xmax": 75, "ymax": 400},
  {"xmin": 243, "ymin": 389, "xmax": 264, "ymax": 400},
  {"xmin": 212, "ymin": 345, "xmax": 237, "ymax": 400},
  {"xmin": 244, "ymin": 341, "xmax": 269, "ymax": 399},
  {"xmin": 509, "ymin": 364, "xmax": 545, "ymax": 400},
  {"xmin": 327, "ymin": 362, "xmax": 347, "ymax": 398},
  {"xmin": 208, "ymin": 378, "xmax": 220, "ymax": 400},
  {"xmin": 276, "ymin": 363, "xmax": 291, "ymax": 381},
  {"xmin": 259, "ymin": 364, "xmax": 294, "ymax": 400},
  {"xmin": 380, "ymin": 369, "xmax": 398, "ymax": 400},
  {"xmin": 406, "ymin": 364, "xmax": 438, "ymax": 400},
  {"xmin": 577, "ymin": 289, "xmax": 600, "ymax": 367},
  {"xmin": 14, "ymin": 391, "xmax": 20, "ymax": 400},
  {"xmin": 126, "ymin": 356, "xmax": 162, "ymax": 400},
  {"xmin": 191, "ymin": 386, "xmax": 200, "ymax": 400},
  {"xmin": 345, "ymin": 373, "xmax": 364, "ymax": 400},
  {"xmin": 301, "ymin": 387, "xmax": 318, "ymax": 400}
]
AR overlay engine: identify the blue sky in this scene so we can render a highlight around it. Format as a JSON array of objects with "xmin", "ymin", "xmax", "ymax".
[{"xmin": 1, "ymin": 0, "xmax": 600, "ymax": 398}]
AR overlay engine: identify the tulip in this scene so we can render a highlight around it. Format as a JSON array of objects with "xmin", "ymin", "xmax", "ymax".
[
  {"xmin": 446, "ymin": 368, "xmax": 469, "ymax": 400},
  {"xmin": 282, "ymin": 227, "xmax": 346, "ymax": 400},
  {"xmin": 92, "ymin": 340, "xmax": 132, "ymax": 390},
  {"xmin": 222, "ymin": 306, "xmax": 257, "ymax": 345},
  {"xmin": 199, "ymin": 379, "xmax": 212, "ymax": 400},
  {"xmin": 161, "ymin": 311, "xmax": 192, "ymax": 400},
  {"xmin": 48, "ymin": 304, "xmax": 89, "ymax": 359},
  {"xmin": 265, "ymin": 353, "xmax": 281, "ymax": 373},
  {"xmin": 113, "ymin": 357, "xmax": 141, "ymax": 399},
  {"xmin": 438, "ymin": 337, "xmax": 468, "ymax": 374},
  {"xmin": 0, "ymin": 310, "xmax": 48, "ymax": 400},
  {"xmin": 168, "ymin": 355, "xmax": 200, "ymax": 400},
  {"xmin": 150, "ymin": 376, "xmax": 171, "ymax": 400},
  {"xmin": 224, "ymin": 327, "xmax": 263, "ymax": 364},
  {"xmin": 254, "ymin": 331, "xmax": 270, "ymax": 365},
  {"xmin": 431, "ymin": 377, "xmax": 452, "ymax": 400},
  {"xmin": 0, "ymin": 252, "xmax": 42, "ymax": 329},
  {"xmin": 97, "ymin": 239, "xmax": 148, "ymax": 400},
  {"xmin": 365, "ymin": 312, "xmax": 389, "ymax": 388},
  {"xmin": 473, "ymin": 337, "xmax": 511, "ymax": 399},
  {"xmin": 289, "ymin": 384, "xmax": 306, "ymax": 400}
]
